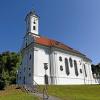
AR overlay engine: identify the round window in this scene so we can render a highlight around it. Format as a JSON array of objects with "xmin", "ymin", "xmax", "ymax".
[
  {"xmin": 60, "ymin": 66, "xmax": 63, "ymax": 71},
  {"xmin": 59, "ymin": 56, "xmax": 62, "ymax": 61}
]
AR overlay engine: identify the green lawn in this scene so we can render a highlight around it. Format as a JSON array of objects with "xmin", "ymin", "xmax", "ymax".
[
  {"xmin": 0, "ymin": 85, "xmax": 100, "ymax": 100},
  {"xmin": 45, "ymin": 85, "xmax": 100, "ymax": 100},
  {"xmin": 0, "ymin": 85, "xmax": 39, "ymax": 100}
]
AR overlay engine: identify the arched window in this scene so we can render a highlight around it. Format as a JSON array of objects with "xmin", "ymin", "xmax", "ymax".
[
  {"xmin": 33, "ymin": 26, "xmax": 36, "ymax": 30},
  {"xmin": 84, "ymin": 64, "xmax": 87, "ymax": 77},
  {"xmin": 29, "ymin": 68, "xmax": 31, "ymax": 70},
  {"xmin": 74, "ymin": 60, "xmax": 79, "ymax": 76},
  {"xmin": 29, "ymin": 54, "xmax": 31, "ymax": 60},
  {"xmin": 33, "ymin": 21, "xmax": 36, "ymax": 24},
  {"xmin": 23, "ymin": 76, "xmax": 25, "ymax": 84},
  {"xmin": 29, "ymin": 73, "xmax": 31, "ymax": 77},
  {"xmin": 80, "ymin": 69, "xmax": 82, "ymax": 73},
  {"xmin": 65, "ymin": 58, "xmax": 70, "ymax": 75},
  {"xmin": 69, "ymin": 57, "xmax": 73, "ymax": 67}
]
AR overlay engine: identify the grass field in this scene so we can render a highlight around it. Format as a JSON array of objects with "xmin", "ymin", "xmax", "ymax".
[
  {"xmin": 0, "ymin": 85, "xmax": 39, "ymax": 100},
  {"xmin": 0, "ymin": 85, "xmax": 100, "ymax": 100},
  {"xmin": 45, "ymin": 85, "xmax": 100, "ymax": 100}
]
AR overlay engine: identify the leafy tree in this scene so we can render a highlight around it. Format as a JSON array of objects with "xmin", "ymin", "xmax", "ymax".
[
  {"xmin": 0, "ymin": 75, "xmax": 6, "ymax": 90},
  {"xmin": 92, "ymin": 64, "xmax": 100, "ymax": 78},
  {"xmin": 0, "ymin": 51, "xmax": 20, "ymax": 90}
]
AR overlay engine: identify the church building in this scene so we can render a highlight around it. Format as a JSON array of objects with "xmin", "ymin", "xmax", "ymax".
[{"xmin": 17, "ymin": 10, "xmax": 97, "ymax": 85}]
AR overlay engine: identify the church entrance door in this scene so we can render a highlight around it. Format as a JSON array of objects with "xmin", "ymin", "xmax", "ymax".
[{"xmin": 44, "ymin": 74, "xmax": 49, "ymax": 85}]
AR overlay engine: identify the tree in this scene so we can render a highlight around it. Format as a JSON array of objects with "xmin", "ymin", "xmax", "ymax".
[
  {"xmin": 0, "ymin": 75, "xmax": 6, "ymax": 90},
  {"xmin": 0, "ymin": 51, "xmax": 20, "ymax": 90},
  {"xmin": 91, "ymin": 64, "xmax": 100, "ymax": 78}
]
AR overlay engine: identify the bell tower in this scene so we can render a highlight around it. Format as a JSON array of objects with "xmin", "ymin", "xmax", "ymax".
[{"xmin": 25, "ymin": 10, "xmax": 39, "ymax": 35}]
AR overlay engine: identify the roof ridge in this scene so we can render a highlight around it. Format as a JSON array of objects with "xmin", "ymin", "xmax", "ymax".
[{"xmin": 35, "ymin": 36, "xmax": 86, "ymax": 57}]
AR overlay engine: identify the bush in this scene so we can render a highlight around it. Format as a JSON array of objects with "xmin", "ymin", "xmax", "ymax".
[{"xmin": 0, "ymin": 75, "xmax": 6, "ymax": 90}]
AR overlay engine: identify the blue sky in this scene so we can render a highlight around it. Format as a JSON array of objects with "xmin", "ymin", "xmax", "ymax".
[{"xmin": 0, "ymin": 0, "xmax": 100, "ymax": 64}]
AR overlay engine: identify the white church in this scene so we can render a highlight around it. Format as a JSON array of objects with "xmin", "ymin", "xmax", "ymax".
[{"xmin": 17, "ymin": 10, "xmax": 97, "ymax": 85}]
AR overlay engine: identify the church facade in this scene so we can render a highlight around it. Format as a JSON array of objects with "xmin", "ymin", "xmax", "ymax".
[{"xmin": 17, "ymin": 11, "xmax": 97, "ymax": 85}]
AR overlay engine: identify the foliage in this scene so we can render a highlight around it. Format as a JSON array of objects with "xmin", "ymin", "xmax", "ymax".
[
  {"xmin": 0, "ymin": 85, "xmax": 39, "ymax": 100},
  {"xmin": 0, "ymin": 51, "xmax": 20, "ymax": 90},
  {"xmin": 0, "ymin": 75, "xmax": 6, "ymax": 90},
  {"xmin": 91, "ymin": 64, "xmax": 100, "ymax": 78}
]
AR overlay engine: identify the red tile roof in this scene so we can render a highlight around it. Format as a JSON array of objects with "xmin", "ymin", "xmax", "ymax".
[{"xmin": 34, "ymin": 36, "xmax": 85, "ymax": 56}]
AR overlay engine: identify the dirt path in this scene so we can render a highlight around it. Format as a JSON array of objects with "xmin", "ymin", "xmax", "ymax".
[{"xmin": 32, "ymin": 92, "xmax": 61, "ymax": 100}]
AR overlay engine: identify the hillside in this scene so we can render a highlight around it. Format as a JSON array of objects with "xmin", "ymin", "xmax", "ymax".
[
  {"xmin": 0, "ymin": 85, "xmax": 100, "ymax": 100},
  {"xmin": 0, "ymin": 85, "xmax": 39, "ymax": 100}
]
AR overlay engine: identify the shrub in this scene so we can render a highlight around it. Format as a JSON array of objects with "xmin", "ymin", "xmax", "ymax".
[{"xmin": 0, "ymin": 75, "xmax": 6, "ymax": 90}]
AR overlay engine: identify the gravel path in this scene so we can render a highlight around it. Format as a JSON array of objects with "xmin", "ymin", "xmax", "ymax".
[{"xmin": 32, "ymin": 92, "xmax": 61, "ymax": 100}]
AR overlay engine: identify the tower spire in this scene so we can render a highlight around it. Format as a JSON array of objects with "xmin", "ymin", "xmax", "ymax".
[{"xmin": 25, "ymin": 10, "xmax": 39, "ymax": 36}]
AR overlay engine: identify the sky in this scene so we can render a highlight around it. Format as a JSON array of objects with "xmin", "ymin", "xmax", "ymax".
[{"xmin": 0, "ymin": 0, "xmax": 100, "ymax": 64}]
